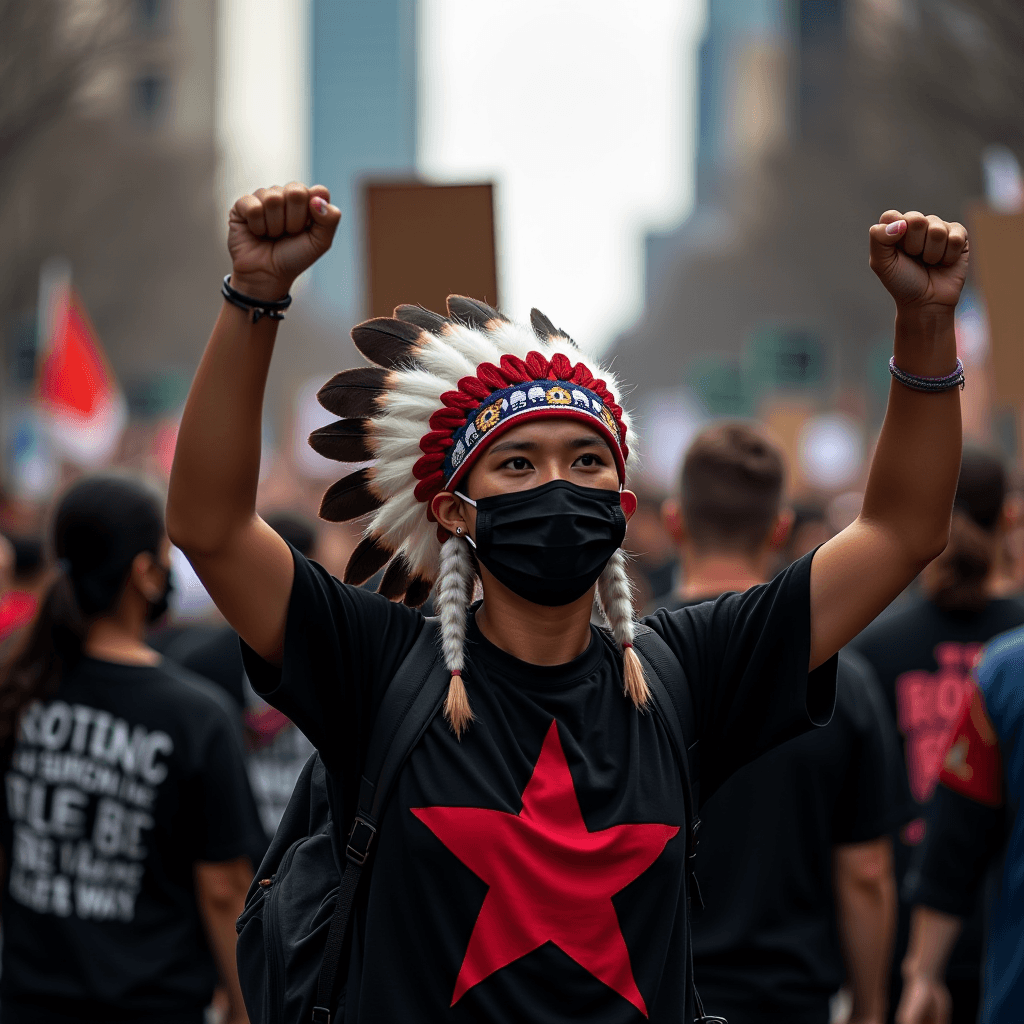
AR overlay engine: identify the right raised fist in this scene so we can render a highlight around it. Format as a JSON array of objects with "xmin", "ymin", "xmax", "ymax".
[{"xmin": 227, "ymin": 182, "xmax": 341, "ymax": 302}]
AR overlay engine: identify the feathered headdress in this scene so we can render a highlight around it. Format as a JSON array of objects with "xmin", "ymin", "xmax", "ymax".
[{"xmin": 311, "ymin": 296, "xmax": 647, "ymax": 735}]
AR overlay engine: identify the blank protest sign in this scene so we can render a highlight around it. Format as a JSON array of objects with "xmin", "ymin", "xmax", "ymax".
[{"xmin": 364, "ymin": 181, "xmax": 498, "ymax": 320}]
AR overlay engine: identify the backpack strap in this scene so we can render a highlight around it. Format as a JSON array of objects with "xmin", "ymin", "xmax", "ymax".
[
  {"xmin": 631, "ymin": 626, "xmax": 727, "ymax": 1024},
  {"xmin": 631, "ymin": 625, "xmax": 700, "ymax": 861},
  {"xmin": 312, "ymin": 617, "xmax": 448, "ymax": 1023}
]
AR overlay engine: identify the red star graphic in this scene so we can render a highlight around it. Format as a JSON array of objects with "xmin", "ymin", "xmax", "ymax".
[{"xmin": 411, "ymin": 720, "xmax": 679, "ymax": 1015}]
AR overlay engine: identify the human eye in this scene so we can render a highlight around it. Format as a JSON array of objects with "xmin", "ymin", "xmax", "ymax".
[
  {"xmin": 574, "ymin": 452, "xmax": 606, "ymax": 469},
  {"xmin": 501, "ymin": 456, "xmax": 533, "ymax": 472}
]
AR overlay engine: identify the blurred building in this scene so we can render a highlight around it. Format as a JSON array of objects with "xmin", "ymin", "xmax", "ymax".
[
  {"xmin": 309, "ymin": 0, "xmax": 418, "ymax": 320},
  {"xmin": 0, "ymin": 0, "xmax": 225, "ymax": 435},
  {"xmin": 617, "ymin": 0, "xmax": 992, "ymax": 493}
]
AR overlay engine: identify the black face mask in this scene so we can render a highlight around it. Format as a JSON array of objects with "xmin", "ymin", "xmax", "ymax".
[
  {"xmin": 146, "ymin": 566, "xmax": 174, "ymax": 624},
  {"xmin": 457, "ymin": 480, "xmax": 627, "ymax": 607}
]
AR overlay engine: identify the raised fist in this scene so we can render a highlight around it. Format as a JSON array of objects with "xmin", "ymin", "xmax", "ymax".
[
  {"xmin": 869, "ymin": 210, "xmax": 969, "ymax": 314},
  {"xmin": 227, "ymin": 182, "xmax": 342, "ymax": 301}
]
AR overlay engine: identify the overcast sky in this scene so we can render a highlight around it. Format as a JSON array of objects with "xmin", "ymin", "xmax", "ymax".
[{"xmin": 418, "ymin": 0, "xmax": 706, "ymax": 354}]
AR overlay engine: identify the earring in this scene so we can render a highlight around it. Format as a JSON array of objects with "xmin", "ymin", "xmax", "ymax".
[{"xmin": 456, "ymin": 527, "xmax": 463, "ymax": 536}]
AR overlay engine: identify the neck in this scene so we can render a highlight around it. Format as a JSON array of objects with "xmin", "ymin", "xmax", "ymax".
[
  {"xmin": 475, "ymin": 569, "xmax": 594, "ymax": 666},
  {"xmin": 680, "ymin": 550, "xmax": 767, "ymax": 600},
  {"xmin": 83, "ymin": 597, "xmax": 159, "ymax": 666}
]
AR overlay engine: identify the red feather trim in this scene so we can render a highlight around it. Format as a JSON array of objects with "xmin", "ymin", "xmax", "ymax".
[
  {"xmin": 525, "ymin": 352, "xmax": 549, "ymax": 378},
  {"xmin": 419, "ymin": 430, "xmax": 453, "ymax": 453},
  {"xmin": 551, "ymin": 352, "xmax": 573, "ymax": 379},
  {"xmin": 459, "ymin": 375, "xmax": 492, "ymax": 400},
  {"xmin": 571, "ymin": 363, "xmax": 595, "ymax": 387},
  {"xmin": 500, "ymin": 354, "xmax": 531, "ymax": 382},
  {"xmin": 413, "ymin": 453, "xmax": 445, "ymax": 479},
  {"xmin": 429, "ymin": 409, "xmax": 467, "ymax": 432},
  {"xmin": 414, "ymin": 472, "xmax": 445, "ymax": 503},
  {"xmin": 441, "ymin": 390, "xmax": 477, "ymax": 411},
  {"xmin": 476, "ymin": 363, "xmax": 509, "ymax": 391}
]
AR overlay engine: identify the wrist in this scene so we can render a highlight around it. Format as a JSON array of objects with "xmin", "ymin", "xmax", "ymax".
[
  {"xmin": 229, "ymin": 271, "xmax": 293, "ymax": 304},
  {"xmin": 893, "ymin": 307, "xmax": 958, "ymax": 378},
  {"xmin": 902, "ymin": 955, "xmax": 942, "ymax": 984}
]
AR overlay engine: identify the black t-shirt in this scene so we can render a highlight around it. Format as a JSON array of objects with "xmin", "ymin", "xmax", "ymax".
[
  {"xmin": 241, "ymin": 547, "xmax": 836, "ymax": 1023},
  {"xmin": 686, "ymin": 642, "xmax": 911, "ymax": 1024},
  {"xmin": 0, "ymin": 657, "xmax": 266, "ymax": 1024},
  {"xmin": 156, "ymin": 623, "xmax": 247, "ymax": 710},
  {"xmin": 850, "ymin": 596, "xmax": 1024, "ymax": 994}
]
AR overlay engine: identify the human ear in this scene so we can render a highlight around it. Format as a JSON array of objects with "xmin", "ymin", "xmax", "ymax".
[
  {"xmin": 661, "ymin": 498, "xmax": 684, "ymax": 545},
  {"xmin": 620, "ymin": 490, "xmax": 638, "ymax": 521},
  {"xmin": 130, "ymin": 551, "xmax": 165, "ymax": 603},
  {"xmin": 431, "ymin": 492, "xmax": 472, "ymax": 537}
]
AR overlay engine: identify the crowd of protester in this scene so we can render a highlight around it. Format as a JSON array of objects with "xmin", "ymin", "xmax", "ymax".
[
  {"xmin": 0, "ymin": 188, "xmax": 1019, "ymax": 1024},
  {"xmin": 2, "ymin": 428, "xmax": 1021, "ymax": 1023}
]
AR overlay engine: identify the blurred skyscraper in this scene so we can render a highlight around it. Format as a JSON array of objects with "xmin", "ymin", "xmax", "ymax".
[
  {"xmin": 310, "ymin": 0, "xmax": 418, "ymax": 319},
  {"xmin": 644, "ymin": 0, "xmax": 795, "ymax": 298}
]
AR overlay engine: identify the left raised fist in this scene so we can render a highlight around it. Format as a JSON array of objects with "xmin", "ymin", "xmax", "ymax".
[{"xmin": 869, "ymin": 210, "xmax": 969, "ymax": 314}]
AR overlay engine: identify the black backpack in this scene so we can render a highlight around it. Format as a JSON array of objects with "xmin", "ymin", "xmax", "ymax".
[{"xmin": 235, "ymin": 620, "xmax": 723, "ymax": 1024}]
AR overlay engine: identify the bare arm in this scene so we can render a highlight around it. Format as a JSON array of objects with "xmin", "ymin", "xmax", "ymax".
[
  {"xmin": 809, "ymin": 212, "xmax": 967, "ymax": 668},
  {"xmin": 834, "ymin": 836, "xmax": 897, "ymax": 1024},
  {"xmin": 895, "ymin": 906, "xmax": 962, "ymax": 1024},
  {"xmin": 167, "ymin": 183, "xmax": 341, "ymax": 664},
  {"xmin": 195, "ymin": 856, "xmax": 254, "ymax": 1024}
]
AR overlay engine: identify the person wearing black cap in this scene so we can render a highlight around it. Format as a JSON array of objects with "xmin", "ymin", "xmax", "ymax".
[
  {"xmin": 0, "ymin": 474, "xmax": 265, "ymax": 1024},
  {"xmin": 852, "ymin": 448, "xmax": 1024, "ymax": 1024}
]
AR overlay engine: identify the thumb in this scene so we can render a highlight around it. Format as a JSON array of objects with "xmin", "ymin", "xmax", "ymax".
[
  {"xmin": 307, "ymin": 186, "xmax": 342, "ymax": 255},
  {"xmin": 869, "ymin": 211, "xmax": 907, "ymax": 275}
]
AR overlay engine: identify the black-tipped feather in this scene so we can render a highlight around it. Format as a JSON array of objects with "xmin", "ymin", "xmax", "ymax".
[
  {"xmin": 530, "ymin": 308, "xmax": 578, "ymax": 348},
  {"xmin": 404, "ymin": 576, "xmax": 433, "ymax": 608},
  {"xmin": 319, "ymin": 468, "xmax": 383, "ymax": 523},
  {"xmin": 351, "ymin": 318, "xmax": 422, "ymax": 369},
  {"xmin": 308, "ymin": 419, "xmax": 374, "ymax": 463},
  {"xmin": 395, "ymin": 304, "xmax": 449, "ymax": 333},
  {"xmin": 378, "ymin": 556, "xmax": 413, "ymax": 600},
  {"xmin": 446, "ymin": 295, "xmax": 507, "ymax": 328},
  {"xmin": 344, "ymin": 534, "xmax": 393, "ymax": 585},
  {"xmin": 317, "ymin": 367, "xmax": 388, "ymax": 417}
]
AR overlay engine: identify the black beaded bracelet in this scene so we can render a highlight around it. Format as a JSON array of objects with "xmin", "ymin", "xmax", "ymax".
[
  {"xmin": 888, "ymin": 356, "xmax": 965, "ymax": 392},
  {"xmin": 221, "ymin": 274, "xmax": 293, "ymax": 323}
]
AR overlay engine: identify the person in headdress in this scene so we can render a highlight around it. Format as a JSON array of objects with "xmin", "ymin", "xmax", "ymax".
[{"xmin": 168, "ymin": 183, "xmax": 968, "ymax": 1023}]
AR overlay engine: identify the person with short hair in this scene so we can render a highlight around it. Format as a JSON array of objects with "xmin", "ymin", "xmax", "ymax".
[
  {"xmin": 0, "ymin": 475, "xmax": 265, "ymax": 1024},
  {"xmin": 167, "ymin": 182, "xmax": 967, "ymax": 1022},
  {"xmin": 657, "ymin": 423, "xmax": 912, "ymax": 1024}
]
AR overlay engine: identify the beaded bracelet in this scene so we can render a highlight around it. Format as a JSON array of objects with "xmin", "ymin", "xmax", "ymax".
[
  {"xmin": 221, "ymin": 274, "xmax": 293, "ymax": 323},
  {"xmin": 888, "ymin": 356, "xmax": 965, "ymax": 392}
]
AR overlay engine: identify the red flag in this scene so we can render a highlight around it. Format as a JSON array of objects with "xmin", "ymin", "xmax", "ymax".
[{"xmin": 37, "ymin": 292, "xmax": 126, "ymax": 466}]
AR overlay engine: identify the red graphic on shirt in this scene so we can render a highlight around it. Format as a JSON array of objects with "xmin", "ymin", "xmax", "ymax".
[
  {"xmin": 412, "ymin": 720, "xmax": 678, "ymax": 1015},
  {"xmin": 896, "ymin": 642, "xmax": 982, "ymax": 804},
  {"xmin": 938, "ymin": 685, "xmax": 1002, "ymax": 807}
]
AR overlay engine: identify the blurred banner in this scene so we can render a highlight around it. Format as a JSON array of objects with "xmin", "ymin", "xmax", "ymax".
[
  {"xmin": 969, "ymin": 207, "xmax": 1024, "ymax": 409},
  {"xmin": 36, "ymin": 261, "xmax": 126, "ymax": 467},
  {"xmin": 364, "ymin": 181, "xmax": 498, "ymax": 318}
]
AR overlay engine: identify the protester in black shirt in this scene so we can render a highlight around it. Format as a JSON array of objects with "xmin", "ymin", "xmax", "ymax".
[
  {"xmin": 0, "ymin": 475, "xmax": 265, "ymax": 1024},
  {"xmin": 167, "ymin": 181, "xmax": 967, "ymax": 1022},
  {"xmin": 852, "ymin": 448, "xmax": 1024, "ymax": 1024},
  {"xmin": 656, "ymin": 424, "xmax": 911, "ymax": 1024},
  {"xmin": 175, "ymin": 511, "xmax": 317, "ymax": 838}
]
